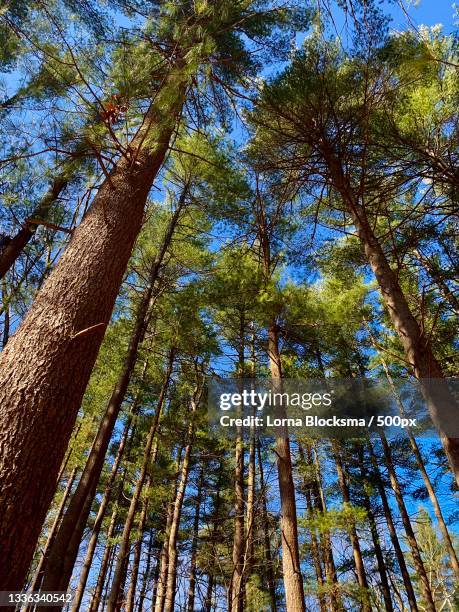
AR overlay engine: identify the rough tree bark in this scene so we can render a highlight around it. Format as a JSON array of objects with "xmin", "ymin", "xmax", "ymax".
[
  {"xmin": 268, "ymin": 321, "xmax": 306, "ymax": 612},
  {"xmin": 40, "ymin": 188, "xmax": 185, "ymax": 594},
  {"xmin": 0, "ymin": 68, "xmax": 187, "ymax": 589}
]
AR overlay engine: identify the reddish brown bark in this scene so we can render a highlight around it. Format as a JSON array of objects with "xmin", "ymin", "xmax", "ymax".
[
  {"xmin": 0, "ymin": 73, "xmax": 186, "ymax": 589},
  {"xmin": 268, "ymin": 322, "xmax": 306, "ymax": 612},
  {"xmin": 40, "ymin": 187, "xmax": 185, "ymax": 594}
]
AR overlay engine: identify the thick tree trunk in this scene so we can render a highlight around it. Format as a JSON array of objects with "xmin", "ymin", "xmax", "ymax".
[
  {"xmin": 379, "ymin": 433, "xmax": 436, "ymax": 612},
  {"xmin": 26, "ymin": 467, "xmax": 77, "ymax": 596},
  {"xmin": 0, "ymin": 74, "xmax": 186, "ymax": 589},
  {"xmin": 0, "ymin": 176, "xmax": 68, "ymax": 280},
  {"xmin": 107, "ymin": 351, "xmax": 174, "ymax": 611},
  {"xmin": 324, "ymin": 150, "xmax": 459, "ymax": 484},
  {"xmin": 268, "ymin": 322, "xmax": 306, "ymax": 612},
  {"xmin": 41, "ymin": 195, "xmax": 184, "ymax": 593},
  {"xmin": 186, "ymin": 464, "xmax": 204, "ymax": 612},
  {"xmin": 257, "ymin": 441, "xmax": 277, "ymax": 612},
  {"xmin": 367, "ymin": 439, "xmax": 418, "ymax": 612},
  {"xmin": 332, "ymin": 443, "xmax": 370, "ymax": 611}
]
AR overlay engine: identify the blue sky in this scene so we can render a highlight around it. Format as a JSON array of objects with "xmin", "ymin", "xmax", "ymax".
[{"xmin": 388, "ymin": 0, "xmax": 457, "ymax": 32}]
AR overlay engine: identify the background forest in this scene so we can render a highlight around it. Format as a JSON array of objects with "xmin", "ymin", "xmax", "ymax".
[{"xmin": 0, "ymin": 0, "xmax": 458, "ymax": 610}]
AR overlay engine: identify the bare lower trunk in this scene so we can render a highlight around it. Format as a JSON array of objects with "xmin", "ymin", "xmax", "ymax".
[
  {"xmin": 310, "ymin": 444, "xmax": 342, "ymax": 611},
  {"xmin": 26, "ymin": 468, "xmax": 77, "ymax": 595},
  {"xmin": 379, "ymin": 433, "xmax": 436, "ymax": 612},
  {"xmin": 186, "ymin": 464, "xmax": 204, "ymax": 612},
  {"xmin": 138, "ymin": 529, "xmax": 156, "ymax": 612},
  {"xmin": 298, "ymin": 444, "xmax": 326, "ymax": 611},
  {"xmin": 381, "ymin": 360, "xmax": 459, "ymax": 581},
  {"xmin": 332, "ymin": 443, "xmax": 370, "ymax": 611},
  {"xmin": 164, "ymin": 421, "xmax": 196, "ymax": 612},
  {"xmin": 154, "ymin": 473, "xmax": 180, "ymax": 612},
  {"xmin": 230, "ymin": 429, "xmax": 245, "ymax": 612},
  {"xmin": 268, "ymin": 322, "xmax": 305, "ymax": 612},
  {"xmin": 107, "ymin": 352, "xmax": 174, "ymax": 611},
  {"xmin": 0, "ymin": 76, "xmax": 186, "ymax": 589},
  {"xmin": 71, "ymin": 410, "xmax": 137, "ymax": 611},
  {"xmin": 125, "ymin": 476, "xmax": 150, "ymax": 612},
  {"xmin": 257, "ymin": 441, "xmax": 277, "ymax": 612},
  {"xmin": 358, "ymin": 451, "xmax": 393, "ymax": 612},
  {"xmin": 89, "ymin": 493, "xmax": 122, "ymax": 612},
  {"xmin": 42, "ymin": 196, "xmax": 183, "ymax": 593},
  {"xmin": 367, "ymin": 439, "xmax": 418, "ymax": 612}
]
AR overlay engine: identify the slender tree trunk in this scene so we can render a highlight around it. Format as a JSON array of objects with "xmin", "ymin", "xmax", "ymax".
[
  {"xmin": 379, "ymin": 433, "xmax": 436, "ymax": 611},
  {"xmin": 186, "ymin": 464, "xmax": 204, "ymax": 612},
  {"xmin": 324, "ymin": 149, "xmax": 459, "ymax": 484},
  {"xmin": 298, "ymin": 443, "xmax": 326, "ymax": 611},
  {"xmin": 107, "ymin": 351, "xmax": 174, "ymax": 611},
  {"xmin": 268, "ymin": 321, "xmax": 306, "ymax": 612},
  {"xmin": 164, "ymin": 416, "xmax": 197, "ymax": 612},
  {"xmin": 245, "ymin": 423, "xmax": 256, "ymax": 582},
  {"xmin": 26, "ymin": 468, "xmax": 77, "ymax": 596},
  {"xmin": 154, "ymin": 486, "xmax": 177, "ymax": 612},
  {"xmin": 230, "ymin": 315, "xmax": 246, "ymax": 612},
  {"xmin": 358, "ymin": 450, "xmax": 393, "ymax": 612},
  {"xmin": 0, "ymin": 176, "xmax": 69, "ymax": 281},
  {"xmin": 151, "ymin": 532, "xmax": 164, "ymax": 611},
  {"xmin": 137, "ymin": 529, "xmax": 156, "ymax": 612},
  {"xmin": 367, "ymin": 439, "xmax": 418, "ymax": 612},
  {"xmin": 125, "ymin": 476, "xmax": 150, "ymax": 612},
  {"xmin": 311, "ymin": 443, "xmax": 343, "ymax": 612},
  {"xmin": 90, "ymin": 502, "xmax": 121, "ymax": 612},
  {"xmin": 42, "ymin": 193, "xmax": 184, "ymax": 593},
  {"xmin": 380, "ymin": 358, "xmax": 459, "ymax": 581},
  {"xmin": 0, "ymin": 71, "xmax": 187, "ymax": 589},
  {"xmin": 204, "ymin": 458, "xmax": 224, "ymax": 612},
  {"xmin": 204, "ymin": 574, "xmax": 214, "ymax": 612},
  {"xmin": 332, "ymin": 442, "xmax": 370, "ymax": 611},
  {"xmin": 257, "ymin": 441, "xmax": 278, "ymax": 612},
  {"xmin": 71, "ymin": 402, "xmax": 138, "ymax": 611}
]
